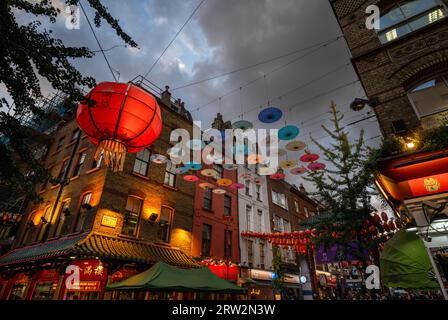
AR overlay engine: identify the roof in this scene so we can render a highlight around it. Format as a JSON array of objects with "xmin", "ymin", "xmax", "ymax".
[
  {"xmin": 0, "ymin": 232, "xmax": 199, "ymax": 268},
  {"xmin": 107, "ymin": 261, "xmax": 246, "ymax": 294}
]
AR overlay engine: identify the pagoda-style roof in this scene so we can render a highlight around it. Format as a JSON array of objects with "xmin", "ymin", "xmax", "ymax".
[{"xmin": 0, "ymin": 232, "xmax": 199, "ymax": 268}]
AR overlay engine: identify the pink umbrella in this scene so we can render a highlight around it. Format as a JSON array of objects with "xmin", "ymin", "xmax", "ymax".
[
  {"xmin": 230, "ymin": 182, "xmax": 245, "ymax": 190},
  {"xmin": 308, "ymin": 162, "xmax": 326, "ymax": 171},
  {"xmin": 300, "ymin": 153, "xmax": 319, "ymax": 162},
  {"xmin": 269, "ymin": 172, "xmax": 286, "ymax": 180},
  {"xmin": 183, "ymin": 175, "xmax": 199, "ymax": 182},
  {"xmin": 290, "ymin": 166, "xmax": 307, "ymax": 175}
]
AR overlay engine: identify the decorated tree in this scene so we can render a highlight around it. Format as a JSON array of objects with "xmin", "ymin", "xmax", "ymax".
[
  {"xmin": 271, "ymin": 246, "xmax": 286, "ymax": 294},
  {"xmin": 302, "ymin": 101, "xmax": 394, "ymax": 265},
  {"xmin": 0, "ymin": 0, "xmax": 137, "ymax": 210}
]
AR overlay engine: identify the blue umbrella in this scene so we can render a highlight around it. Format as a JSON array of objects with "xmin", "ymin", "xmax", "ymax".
[
  {"xmin": 184, "ymin": 161, "xmax": 202, "ymax": 170},
  {"xmin": 258, "ymin": 107, "xmax": 283, "ymax": 123},
  {"xmin": 232, "ymin": 120, "xmax": 253, "ymax": 130},
  {"xmin": 278, "ymin": 125, "xmax": 300, "ymax": 140}
]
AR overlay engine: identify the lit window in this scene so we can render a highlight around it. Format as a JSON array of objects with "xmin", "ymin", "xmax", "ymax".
[
  {"xmin": 385, "ymin": 29, "xmax": 398, "ymax": 42},
  {"xmin": 122, "ymin": 196, "xmax": 143, "ymax": 236},
  {"xmin": 159, "ymin": 206, "xmax": 173, "ymax": 242},
  {"xmin": 429, "ymin": 8, "xmax": 444, "ymax": 23},
  {"xmin": 75, "ymin": 192, "xmax": 92, "ymax": 232},
  {"xmin": 133, "ymin": 149, "xmax": 151, "ymax": 176},
  {"xmin": 91, "ymin": 151, "xmax": 103, "ymax": 169}
]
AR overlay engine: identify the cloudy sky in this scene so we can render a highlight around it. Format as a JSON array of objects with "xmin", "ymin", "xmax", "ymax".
[{"xmin": 8, "ymin": 0, "xmax": 384, "ymax": 198}]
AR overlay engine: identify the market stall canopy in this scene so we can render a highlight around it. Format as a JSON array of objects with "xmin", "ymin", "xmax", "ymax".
[
  {"xmin": 380, "ymin": 230, "xmax": 439, "ymax": 289},
  {"xmin": 107, "ymin": 262, "xmax": 246, "ymax": 294}
]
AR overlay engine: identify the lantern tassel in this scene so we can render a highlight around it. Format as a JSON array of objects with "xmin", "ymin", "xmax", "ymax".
[{"xmin": 95, "ymin": 139, "xmax": 127, "ymax": 172}]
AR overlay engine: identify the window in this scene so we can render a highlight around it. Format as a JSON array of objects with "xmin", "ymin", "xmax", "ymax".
[
  {"xmin": 257, "ymin": 209, "xmax": 263, "ymax": 232},
  {"xmin": 201, "ymin": 224, "xmax": 212, "ymax": 256},
  {"xmin": 408, "ymin": 76, "xmax": 448, "ymax": 120},
  {"xmin": 159, "ymin": 206, "xmax": 174, "ymax": 242},
  {"xmin": 91, "ymin": 151, "xmax": 103, "ymax": 169},
  {"xmin": 133, "ymin": 149, "xmax": 151, "ymax": 176},
  {"xmin": 378, "ymin": 0, "xmax": 446, "ymax": 44},
  {"xmin": 164, "ymin": 161, "xmax": 177, "ymax": 187},
  {"xmin": 75, "ymin": 192, "xmax": 92, "ymax": 232},
  {"xmin": 203, "ymin": 188, "xmax": 213, "ymax": 210},
  {"xmin": 245, "ymin": 180, "xmax": 251, "ymax": 196},
  {"xmin": 56, "ymin": 136, "xmax": 65, "ymax": 151},
  {"xmin": 247, "ymin": 240, "xmax": 254, "ymax": 268},
  {"xmin": 224, "ymin": 195, "xmax": 232, "ymax": 216},
  {"xmin": 259, "ymin": 242, "xmax": 265, "ymax": 269},
  {"xmin": 72, "ymin": 151, "xmax": 86, "ymax": 177},
  {"xmin": 255, "ymin": 184, "xmax": 262, "ymax": 201},
  {"xmin": 57, "ymin": 160, "xmax": 69, "ymax": 182},
  {"xmin": 294, "ymin": 200, "xmax": 299, "ymax": 213},
  {"xmin": 224, "ymin": 229, "xmax": 232, "ymax": 259},
  {"xmin": 304, "ymin": 207, "xmax": 309, "ymax": 218},
  {"xmin": 53, "ymin": 200, "xmax": 69, "ymax": 237},
  {"xmin": 273, "ymin": 215, "xmax": 290, "ymax": 232},
  {"xmin": 272, "ymin": 190, "xmax": 288, "ymax": 209},
  {"xmin": 71, "ymin": 128, "xmax": 80, "ymax": 141},
  {"xmin": 122, "ymin": 196, "xmax": 143, "ymax": 236},
  {"xmin": 37, "ymin": 206, "xmax": 52, "ymax": 241},
  {"xmin": 213, "ymin": 164, "xmax": 223, "ymax": 179},
  {"xmin": 246, "ymin": 205, "xmax": 252, "ymax": 231}
]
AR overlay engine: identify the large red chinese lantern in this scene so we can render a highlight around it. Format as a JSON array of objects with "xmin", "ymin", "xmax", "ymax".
[{"xmin": 76, "ymin": 82, "xmax": 163, "ymax": 171}]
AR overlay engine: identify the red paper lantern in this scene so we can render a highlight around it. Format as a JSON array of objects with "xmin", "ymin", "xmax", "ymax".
[{"xmin": 76, "ymin": 82, "xmax": 163, "ymax": 171}]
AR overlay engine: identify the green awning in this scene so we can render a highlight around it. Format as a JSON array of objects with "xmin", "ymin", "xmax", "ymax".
[
  {"xmin": 107, "ymin": 261, "xmax": 246, "ymax": 294},
  {"xmin": 380, "ymin": 230, "xmax": 439, "ymax": 289}
]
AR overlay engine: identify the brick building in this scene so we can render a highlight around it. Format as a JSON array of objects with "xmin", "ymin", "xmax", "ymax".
[
  {"xmin": 191, "ymin": 114, "xmax": 240, "ymax": 268},
  {"xmin": 0, "ymin": 83, "xmax": 199, "ymax": 300}
]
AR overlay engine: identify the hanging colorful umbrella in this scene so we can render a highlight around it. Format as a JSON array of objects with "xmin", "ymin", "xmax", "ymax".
[
  {"xmin": 184, "ymin": 161, "xmax": 202, "ymax": 170},
  {"xmin": 175, "ymin": 166, "xmax": 189, "ymax": 174},
  {"xmin": 258, "ymin": 166, "xmax": 277, "ymax": 176},
  {"xmin": 258, "ymin": 107, "xmax": 283, "ymax": 123},
  {"xmin": 186, "ymin": 139, "xmax": 205, "ymax": 150},
  {"xmin": 280, "ymin": 159, "xmax": 297, "ymax": 169},
  {"xmin": 217, "ymin": 178, "xmax": 233, "ymax": 187},
  {"xmin": 308, "ymin": 162, "xmax": 326, "ymax": 171},
  {"xmin": 150, "ymin": 154, "xmax": 167, "ymax": 164},
  {"xmin": 201, "ymin": 169, "xmax": 218, "ymax": 177},
  {"xmin": 213, "ymin": 189, "xmax": 226, "ymax": 195},
  {"xmin": 183, "ymin": 175, "xmax": 199, "ymax": 182},
  {"xmin": 247, "ymin": 153, "xmax": 264, "ymax": 164},
  {"xmin": 223, "ymin": 163, "xmax": 238, "ymax": 170},
  {"xmin": 270, "ymin": 172, "xmax": 286, "ymax": 180},
  {"xmin": 199, "ymin": 182, "xmax": 214, "ymax": 189},
  {"xmin": 230, "ymin": 182, "xmax": 245, "ymax": 190},
  {"xmin": 300, "ymin": 153, "xmax": 319, "ymax": 162},
  {"xmin": 232, "ymin": 120, "xmax": 253, "ymax": 130},
  {"xmin": 76, "ymin": 82, "xmax": 163, "ymax": 172},
  {"xmin": 278, "ymin": 125, "xmax": 299, "ymax": 141},
  {"xmin": 290, "ymin": 166, "xmax": 307, "ymax": 175},
  {"xmin": 285, "ymin": 140, "xmax": 306, "ymax": 152}
]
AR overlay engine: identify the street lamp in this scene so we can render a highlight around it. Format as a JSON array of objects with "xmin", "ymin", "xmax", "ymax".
[{"xmin": 350, "ymin": 97, "xmax": 380, "ymax": 112}]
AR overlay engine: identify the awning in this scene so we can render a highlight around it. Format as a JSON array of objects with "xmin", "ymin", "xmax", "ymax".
[
  {"xmin": 380, "ymin": 230, "xmax": 439, "ymax": 289},
  {"xmin": 107, "ymin": 261, "xmax": 246, "ymax": 294},
  {"xmin": 0, "ymin": 232, "xmax": 199, "ymax": 268}
]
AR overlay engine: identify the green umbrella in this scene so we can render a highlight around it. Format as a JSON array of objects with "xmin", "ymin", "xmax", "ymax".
[{"xmin": 380, "ymin": 230, "xmax": 439, "ymax": 289}]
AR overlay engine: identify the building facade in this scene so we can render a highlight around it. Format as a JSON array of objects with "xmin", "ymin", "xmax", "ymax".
[
  {"xmin": 330, "ymin": 0, "xmax": 448, "ymax": 296},
  {"xmin": 0, "ymin": 84, "xmax": 199, "ymax": 300}
]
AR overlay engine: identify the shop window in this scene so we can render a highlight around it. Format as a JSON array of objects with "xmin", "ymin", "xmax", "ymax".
[
  {"xmin": 75, "ymin": 192, "xmax": 92, "ymax": 232},
  {"xmin": 224, "ymin": 195, "xmax": 232, "ymax": 216},
  {"xmin": 203, "ymin": 188, "xmax": 213, "ymax": 210},
  {"xmin": 159, "ymin": 206, "xmax": 173, "ymax": 243},
  {"xmin": 224, "ymin": 229, "xmax": 232, "ymax": 259},
  {"xmin": 91, "ymin": 151, "xmax": 103, "ymax": 169},
  {"xmin": 247, "ymin": 240, "xmax": 254, "ymax": 268},
  {"xmin": 201, "ymin": 224, "xmax": 212, "ymax": 256},
  {"xmin": 9, "ymin": 278, "xmax": 29, "ymax": 300},
  {"xmin": 378, "ymin": 0, "xmax": 446, "ymax": 44},
  {"xmin": 32, "ymin": 281, "xmax": 57, "ymax": 300},
  {"xmin": 122, "ymin": 196, "xmax": 143, "ymax": 236},
  {"xmin": 164, "ymin": 160, "xmax": 177, "ymax": 187},
  {"xmin": 37, "ymin": 206, "xmax": 52, "ymax": 241},
  {"xmin": 72, "ymin": 151, "xmax": 87, "ymax": 177},
  {"xmin": 54, "ymin": 200, "xmax": 70, "ymax": 237},
  {"xmin": 133, "ymin": 149, "xmax": 151, "ymax": 176},
  {"xmin": 408, "ymin": 76, "xmax": 448, "ymax": 119}
]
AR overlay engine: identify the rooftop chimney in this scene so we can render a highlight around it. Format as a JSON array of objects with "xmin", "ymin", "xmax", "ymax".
[
  {"xmin": 211, "ymin": 113, "xmax": 232, "ymax": 131},
  {"xmin": 299, "ymin": 183, "xmax": 307, "ymax": 194},
  {"xmin": 161, "ymin": 85, "xmax": 171, "ymax": 107}
]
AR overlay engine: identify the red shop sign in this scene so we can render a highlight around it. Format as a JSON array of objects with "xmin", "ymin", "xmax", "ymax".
[
  {"xmin": 407, "ymin": 173, "xmax": 448, "ymax": 198},
  {"xmin": 37, "ymin": 269, "xmax": 59, "ymax": 282}
]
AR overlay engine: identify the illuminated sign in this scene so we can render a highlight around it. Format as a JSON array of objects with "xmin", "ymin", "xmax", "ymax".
[
  {"xmin": 66, "ymin": 281, "xmax": 101, "ymax": 292},
  {"xmin": 250, "ymin": 269, "xmax": 300, "ymax": 283},
  {"xmin": 408, "ymin": 173, "xmax": 448, "ymax": 197},
  {"xmin": 101, "ymin": 215, "xmax": 118, "ymax": 228}
]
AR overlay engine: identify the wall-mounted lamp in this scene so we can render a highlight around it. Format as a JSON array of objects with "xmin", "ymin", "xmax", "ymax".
[
  {"xmin": 149, "ymin": 213, "xmax": 159, "ymax": 222},
  {"xmin": 350, "ymin": 97, "xmax": 380, "ymax": 111},
  {"xmin": 81, "ymin": 203, "xmax": 93, "ymax": 210},
  {"xmin": 40, "ymin": 216, "xmax": 48, "ymax": 224},
  {"xmin": 62, "ymin": 207, "xmax": 71, "ymax": 217}
]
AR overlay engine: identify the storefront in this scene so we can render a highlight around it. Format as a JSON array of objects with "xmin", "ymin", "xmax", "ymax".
[
  {"xmin": 30, "ymin": 269, "xmax": 59, "ymax": 300},
  {"xmin": 245, "ymin": 269, "xmax": 302, "ymax": 300}
]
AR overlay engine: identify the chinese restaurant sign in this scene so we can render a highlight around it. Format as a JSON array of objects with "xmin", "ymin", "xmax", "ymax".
[
  {"xmin": 407, "ymin": 173, "xmax": 448, "ymax": 197},
  {"xmin": 64, "ymin": 259, "xmax": 107, "ymax": 292}
]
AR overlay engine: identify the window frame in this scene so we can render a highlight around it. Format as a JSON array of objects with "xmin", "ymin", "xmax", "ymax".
[
  {"xmin": 201, "ymin": 224, "xmax": 212, "ymax": 257},
  {"xmin": 75, "ymin": 192, "xmax": 92, "ymax": 232},
  {"xmin": 72, "ymin": 151, "xmax": 87, "ymax": 177},
  {"xmin": 203, "ymin": 188, "xmax": 213, "ymax": 211},
  {"xmin": 224, "ymin": 195, "xmax": 232, "ymax": 216},
  {"xmin": 164, "ymin": 160, "xmax": 177, "ymax": 188},
  {"xmin": 133, "ymin": 149, "xmax": 151, "ymax": 176},
  {"xmin": 159, "ymin": 206, "xmax": 174, "ymax": 243},
  {"xmin": 121, "ymin": 196, "xmax": 143, "ymax": 237}
]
